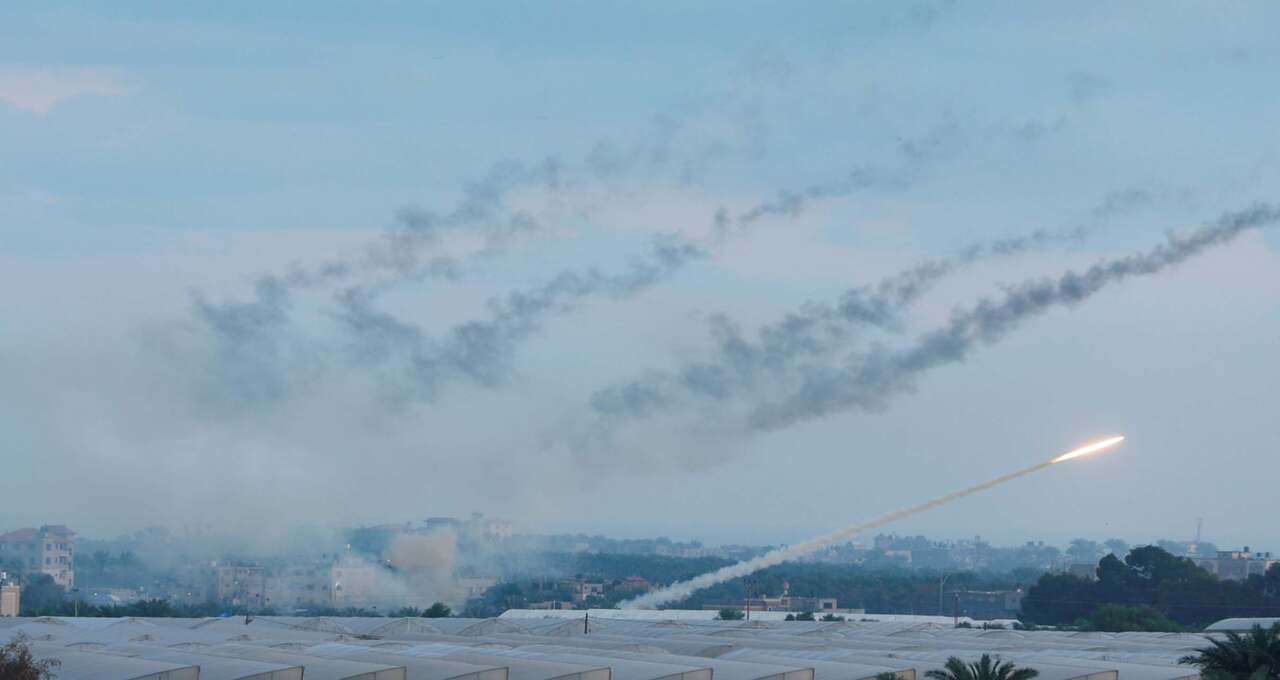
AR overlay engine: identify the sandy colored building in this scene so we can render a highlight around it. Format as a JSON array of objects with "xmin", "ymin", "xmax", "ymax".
[
  {"xmin": 0, "ymin": 524, "xmax": 76, "ymax": 588},
  {"xmin": 0, "ymin": 583, "xmax": 19, "ymax": 617}
]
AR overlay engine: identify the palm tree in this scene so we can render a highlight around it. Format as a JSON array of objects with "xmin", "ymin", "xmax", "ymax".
[
  {"xmin": 926, "ymin": 655, "xmax": 1039, "ymax": 680},
  {"xmin": 1179, "ymin": 623, "xmax": 1280, "ymax": 680},
  {"xmin": 91, "ymin": 551, "xmax": 111, "ymax": 576}
]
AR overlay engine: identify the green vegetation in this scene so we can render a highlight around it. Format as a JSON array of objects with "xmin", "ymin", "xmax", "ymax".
[
  {"xmin": 21, "ymin": 594, "xmax": 266, "ymax": 618},
  {"xmin": 925, "ymin": 655, "xmax": 1039, "ymax": 680},
  {"xmin": 424, "ymin": 602, "xmax": 452, "ymax": 617},
  {"xmin": 1, "ymin": 633, "xmax": 60, "ymax": 680},
  {"xmin": 1023, "ymin": 546, "xmax": 1280, "ymax": 628},
  {"xmin": 1178, "ymin": 622, "xmax": 1280, "ymax": 680},
  {"xmin": 718, "ymin": 608, "xmax": 745, "ymax": 620},
  {"xmin": 1081, "ymin": 604, "xmax": 1185, "ymax": 632}
]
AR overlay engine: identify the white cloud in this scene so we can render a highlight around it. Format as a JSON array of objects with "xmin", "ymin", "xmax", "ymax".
[{"xmin": 0, "ymin": 64, "xmax": 128, "ymax": 114}]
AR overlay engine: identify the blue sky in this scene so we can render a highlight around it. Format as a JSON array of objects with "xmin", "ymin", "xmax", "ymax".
[{"xmin": 2, "ymin": 2, "xmax": 1278, "ymax": 548}]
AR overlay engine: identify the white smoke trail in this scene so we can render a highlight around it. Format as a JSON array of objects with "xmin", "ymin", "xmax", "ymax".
[{"xmin": 621, "ymin": 438, "xmax": 1122, "ymax": 609}]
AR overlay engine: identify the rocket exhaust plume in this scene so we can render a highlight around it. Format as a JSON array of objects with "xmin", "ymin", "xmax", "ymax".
[
  {"xmin": 621, "ymin": 435, "xmax": 1125, "ymax": 609},
  {"xmin": 1051, "ymin": 435, "xmax": 1124, "ymax": 463}
]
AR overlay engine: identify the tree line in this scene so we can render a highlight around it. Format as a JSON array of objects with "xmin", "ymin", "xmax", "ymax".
[{"xmin": 1023, "ymin": 546, "xmax": 1280, "ymax": 629}]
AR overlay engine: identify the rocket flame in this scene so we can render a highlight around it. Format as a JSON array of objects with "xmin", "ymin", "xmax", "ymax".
[{"xmin": 1050, "ymin": 435, "xmax": 1125, "ymax": 464}]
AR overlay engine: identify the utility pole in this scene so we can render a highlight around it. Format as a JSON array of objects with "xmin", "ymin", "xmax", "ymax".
[
  {"xmin": 583, "ymin": 611, "xmax": 589, "ymax": 635},
  {"xmin": 952, "ymin": 592, "xmax": 959, "ymax": 627},
  {"xmin": 938, "ymin": 573, "xmax": 951, "ymax": 616}
]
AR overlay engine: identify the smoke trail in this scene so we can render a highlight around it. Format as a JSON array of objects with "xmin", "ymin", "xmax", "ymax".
[
  {"xmin": 711, "ymin": 168, "xmax": 891, "ymax": 240},
  {"xmin": 335, "ymin": 235, "xmax": 708, "ymax": 399},
  {"xmin": 623, "ymin": 456, "xmax": 1062, "ymax": 609},
  {"xmin": 749, "ymin": 202, "xmax": 1280, "ymax": 430},
  {"xmin": 587, "ymin": 218, "xmax": 1100, "ymax": 423},
  {"xmin": 188, "ymin": 275, "xmax": 298, "ymax": 404},
  {"xmin": 191, "ymin": 112, "xmax": 986, "ymax": 408}
]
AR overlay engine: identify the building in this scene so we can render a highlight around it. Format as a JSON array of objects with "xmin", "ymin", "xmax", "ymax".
[
  {"xmin": 708, "ymin": 596, "xmax": 841, "ymax": 613},
  {"xmin": 620, "ymin": 576, "xmax": 651, "ymax": 592},
  {"xmin": 268, "ymin": 563, "xmax": 333, "ymax": 609},
  {"xmin": 0, "ymin": 525, "xmax": 76, "ymax": 588},
  {"xmin": 1192, "ymin": 547, "xmax": 1279, "ymax": 581},
  {"xmin": 1, "ymin": 583, "xmax": 19, "ymax": 617},
  {"xmin": 330, "ymin": 553, "xmax": 377, "ymax": 607},
  {"xmin": 953, "ymin": 589, "xmax": 1025, "ymax": 620},
  {"xmin": 266, "ymin": 552, "xmax": 381, "ymax": 610},
  {"xmin": 424, "ymin": 514, "xmax": 512, "ymax": 540},
  {"xmin": 215, "ymin": 563, "xmax": 266, "ymax": 608},
  {"xmin": 560, "ymin": 579, "xmax": 605, "ymax": 604},
  {"xmin": 528, "ymin": 600, "xmax": 577, "ymax": 610},
  {"xmin": 703, "ymin": 596, "xmax": 847, "ymax": 613}
]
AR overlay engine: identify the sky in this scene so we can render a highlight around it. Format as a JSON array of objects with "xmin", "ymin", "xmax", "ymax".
[{"xmin": 2, "ymin": 1, "xmax": 1278, "ymax": 550}]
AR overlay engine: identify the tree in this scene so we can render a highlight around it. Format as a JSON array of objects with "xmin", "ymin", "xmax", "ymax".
[
  {"xmin": 1083, "ymin": 604, "xmax": 1184, "ymax": 632},
  {"xmin": 19, "ymin": 574, "xmax": 65, "ymax": 614},
  {"xmin": 796, "ymin": 611, "xmax": 816, "ymax": 621},
  {"xmin": 1104, "ymin": 539, "xmax": 1130, "ymax": 557},
  {"xmin": 925, "ymin": 655, "xmax": 1039, "ymax": 680},
  {"xmin": 718, "ymin": 608, "xmax": 745, "ymax": 621},
  {"xmin": 0, "ymin": 633, "xmax": 61, "ymax": 680},
  {"xmin": 423, "ymin": 602, "xmax": 452, "ymax": 618},
  {"xmin": 91, "ymin": 550, "xmax": 112, "ymax": 576},
  {"xmin": 1179, "ymin": 623, "xmax": 1280, "ymax": 680},
  {"xmin": 1021, "ymin": 573, "xmax": 1095, "ymax": 625}
]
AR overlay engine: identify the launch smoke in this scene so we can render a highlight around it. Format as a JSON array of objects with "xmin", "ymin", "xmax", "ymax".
[{"xmin": 621, "ymin": 436, "xmax": 1124, "ymax": 609}]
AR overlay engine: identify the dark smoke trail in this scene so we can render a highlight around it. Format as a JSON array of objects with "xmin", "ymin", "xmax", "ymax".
[
  {"xmin": 711, "ymin": 168, "xmax": 892, "ymax": 240},
  {"xmin": 335, "ymin": 236, "xmax": 708, "ymax": 400},
  {"xmin": 190, "ymin": 115, "xmax": 1065, "ymax": 407},
  {"xmin": 188, "ymin": 275, "xmax": 296, "ymax": 404},
  {"xmin": 749, "ymin": 202, "xmax": 1280, "ymax": 430},
  {"xmin": 588, "ymin": 217, "xmax": 1102, "ymax": 423}
]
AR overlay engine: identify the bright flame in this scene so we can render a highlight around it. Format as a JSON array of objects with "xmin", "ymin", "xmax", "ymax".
[{"xmin": 1050, "ymin": 435, "xmax": 1125, "ymax": 464}]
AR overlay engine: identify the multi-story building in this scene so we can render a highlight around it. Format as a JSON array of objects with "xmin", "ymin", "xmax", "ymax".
[
  {"xmin": 423, "ymin": 514, "xmax": 512, "ymax": 540},
  {"xmin": 330, "ymin": 553, "xmax": 377, "ymax": 607},
  {"xmin": 268, "ymin": 563, "xmax": 332, "ymax": 609},
  {"xmin": 560, "ymin": 579, "xmax": 605, "ymax": 603},
  {"xmin": 215, "ymin": 562, "xmax": 266, "ymax": 608},
  {"xmin": 1192, "ymin": 547, "xmax": 1279, "ymax": 581},
  {"xmin": 267, "ymin": 552, "xmax": 379, "ymax": 610},
  {"xmin": 0, "ymin": 525, "xmax": 76, "ymax": 588}
]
